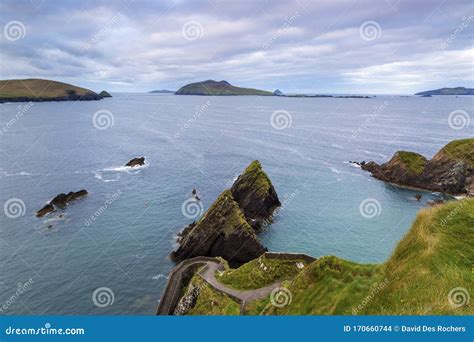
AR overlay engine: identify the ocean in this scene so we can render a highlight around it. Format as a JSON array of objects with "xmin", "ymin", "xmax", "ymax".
[{"xmin": 0, "ymin": 93, "xmax": 471, "ymax": 314}]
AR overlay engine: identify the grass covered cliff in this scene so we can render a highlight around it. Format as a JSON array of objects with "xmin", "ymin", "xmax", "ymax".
[
  {"xmin": 184, "ymin": 198, "xmax": 473, "ymax": 315},
  {"xmin": 361, "ymin": 138, "xmax": 474, "ymax": 195},
  {"xmin": 0, "ymin": 78, "xmax": 106, "ymax": 102}
]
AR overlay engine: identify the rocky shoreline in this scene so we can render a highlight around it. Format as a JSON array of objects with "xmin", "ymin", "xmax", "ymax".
[{"xmin": 358, "ymin": 138, "xmax": 473, "ymax": 196}]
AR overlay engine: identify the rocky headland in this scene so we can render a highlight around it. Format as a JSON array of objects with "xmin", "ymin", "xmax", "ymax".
[
  {"xmin": 0, "ymin": 79, "xmax": 110, "ymax": 103},
  {"xmin": 360, "ymin": 138, "xmax": 473, "ymax": 195},
  {"xmin": 170, "ymin": 160, "xmax": 280, "ymax": 264}
]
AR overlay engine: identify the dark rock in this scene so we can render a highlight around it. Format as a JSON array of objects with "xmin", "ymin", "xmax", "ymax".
[
  {"xmin": 230, "ymin": 160, "xmax": 281, "ymax": 227},
  {"xmin": 37, "ymin": 190, "xmax": 88, "ymax": 217},
  {"xmin": 50, "ymin": 190, "xmax": 88, "ymax": 207},
  {"xmin": 126, "ymin": 157, "xmax": 145, "ymax": 167},
  {"xmin": 36, "ymin": 204, "xmax": 55, "ymax": 217},
  {"xmin": 360, "ymin": 139, "xmax": 473, "ymax": 195},
  {"xmin": 99, "ymin": 90, "xmax": 112, "ymax": 98},
  {"xmin": 171, "ymin": 160, "xmax": 280, "ymax": 264},
  {"xmin": 171, "ymin": 190, "xmax": 266, "ymax": 264}
]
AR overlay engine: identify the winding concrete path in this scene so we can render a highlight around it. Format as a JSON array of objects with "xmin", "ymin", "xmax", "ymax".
[
  {"xmin": 197, "ymin": 260, "xmax": 284, "ymax": 314},
  {"xmin": 198, "ymin": 261, "xmax": 282, "ymax": 304},
  {"xmin": 157, "ymin": 253, "xmax": 316, "ymax": 315}
]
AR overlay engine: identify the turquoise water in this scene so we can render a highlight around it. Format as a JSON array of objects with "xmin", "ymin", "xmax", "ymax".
[{"xmin": 0, "ymin": 93, "xmax": 471, "ymax": 314}]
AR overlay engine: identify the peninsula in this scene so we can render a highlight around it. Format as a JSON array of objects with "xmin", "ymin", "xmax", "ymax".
[
  {"xmin": 415, "ymin": 87, "xmax": 474, "ymax": 96},
  {"xmin": 360, "ymin": 138, "xmax": 473, "ymax": 196},
  {"xmin": 0, "ymin": 79, "xmax": 109, "ymax": 103}
]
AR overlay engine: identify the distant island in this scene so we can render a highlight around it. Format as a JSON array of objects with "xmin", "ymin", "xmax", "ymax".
[
  {"xmin": 415, "ymin": 87, "xmax": 474, "ymax": 96},
  {"xmin": 175, "ymin": 80, "xmax": 273, "ymax": 96},
  {"xmin": 149, "ymin": 89, "xmax": 175, "ymax": 94},
  {"xmin": 0, "ymin": 79, "xmax": 109, "ymax": 103}
]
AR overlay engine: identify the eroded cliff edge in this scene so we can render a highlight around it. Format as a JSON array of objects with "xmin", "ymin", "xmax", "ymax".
[
  {"xmin": 361, "ymin": 138, "xmax": 473, "ymax": 195},
  {"xmin": 170, "ymin": 160, "xmax": 280, "ymax": 264}
]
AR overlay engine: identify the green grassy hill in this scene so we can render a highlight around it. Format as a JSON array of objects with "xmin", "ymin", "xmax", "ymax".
[
  {"xmin": 0, "ymin": 78, "xmax": 102, "ymax": 102},
  {"xmin": 415, "ymin": 87, "xmax": 474, "ymax": 96},
  {"xmin": 186, "ymin": 198, "xmax": 473, "ymax": 315},
  {"xmin": 434, "ymin": 138, "xmax": 474, "ymax": 167},
  {"xmin": 175, "ymin": 80, "xmax": 273, "ymax": 96}
]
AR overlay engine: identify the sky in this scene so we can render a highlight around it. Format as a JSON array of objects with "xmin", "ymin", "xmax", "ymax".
[{"xmin": 0, "ymin": 0, "xmax": 473, "ymax": 94}]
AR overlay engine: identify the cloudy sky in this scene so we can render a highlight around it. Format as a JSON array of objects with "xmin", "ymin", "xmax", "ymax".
[{"xmin": 0, "ymin": 0, "xmax": 473, "ymax": 94}]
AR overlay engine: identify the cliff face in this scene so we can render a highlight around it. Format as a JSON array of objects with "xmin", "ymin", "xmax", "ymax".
[
  {"xmin": 171, "ymin": 160, "xmax": 280, "ymax": 264},
  {"xmin": 361, "ymin": 139, "xmax": 473, "ymax": 195},
  {"xmin": 170, "ymin": 190, "xmax": 266, "ymax": 263},
  {"xmin": 231, "ymin": 160, "xmax": 281, "ymax": 227}
]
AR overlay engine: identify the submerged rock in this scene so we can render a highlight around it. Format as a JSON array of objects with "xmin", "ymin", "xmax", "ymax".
[
  {"xmin": 360, "ymin": 139, "xmax": 473, "ymax": 195},
  {"xmin": 36, "ymin": 190, "xmax": 88, "ymax": 217},
  {"xmin": 126, "ymin": 157, "xmax": 145, "ymax": 167},
  {"xmin": 230, "ymin": 160, "xmax": 281, "ymax": 227}
]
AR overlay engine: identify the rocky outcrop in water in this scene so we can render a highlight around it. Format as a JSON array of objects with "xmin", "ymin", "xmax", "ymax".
[
  {"xmin": 171, "ymin": 160, "xmax": 280, "ymax": 264},
  {"xmin": 36, "ymin": 190, "xmax": 88, "ymax": 217},
  {"xmin": 360, "ymin": 138, "xmax": 473, "ymax": 195},
  {"xmin": 230, "ymin": 160, "xmax": 281, "ymax": 228},
  {"xmin": 126, "ymin": 157, "xmax": 145, "ymax": 167},
  {"xmin": 99, "ymin": 90, "xmax": 112, "ymax": 98},
  {"xmin": 171, "ymin": 190, "xmax": 267, "ymax": 263}
]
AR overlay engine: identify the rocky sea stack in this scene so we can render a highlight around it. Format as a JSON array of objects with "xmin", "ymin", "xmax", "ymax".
[
  {"xmin": 36, "ymin": 189, "xmax": 88, "ymax": 217},
  {"xmin": 361, "ymin": 138, "xmax": 473, "ymax": 195},
  {"xmin": 230, "ymin": 160, "xmax": 281, "ymax": 228},
  {"xmin": 126, "ymin": 157, "xmax": 145, "ymax": 167},
  {"xmin": 99, "ymin": 90, "xmax": 112, "ymax": 98},
  {"xmin": 171, "ymin": 160, "xmax": 280, "ymax": 264}
]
